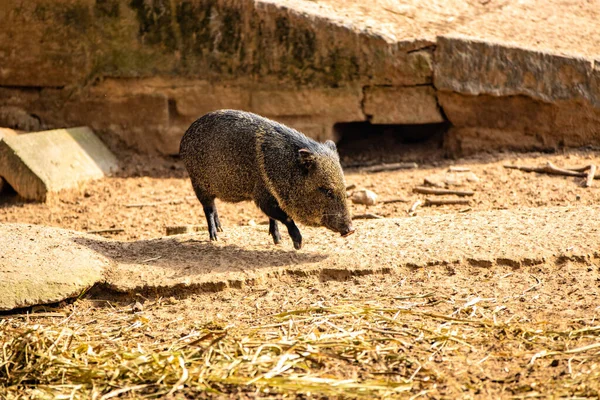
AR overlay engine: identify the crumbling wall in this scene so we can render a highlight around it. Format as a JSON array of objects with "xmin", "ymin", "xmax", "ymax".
[
  {"xmin": 1, "ymin": 0, "xmax": 598, "ymax": 156},
  {"xmin": 0, "ymin": 0, "xmax": 441, "ymax": 154}
]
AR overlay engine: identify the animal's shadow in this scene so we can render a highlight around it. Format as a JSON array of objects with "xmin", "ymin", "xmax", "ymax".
[{"xmin": 72, "ymin": 236, "xmax": 328, "ymax": 278}]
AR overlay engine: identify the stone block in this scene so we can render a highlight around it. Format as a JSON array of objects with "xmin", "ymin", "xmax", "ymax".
[
  {"xmin": 438, "ymin": 92, "xmax": 556, "ymax": 132},
  {"xmin": 0, "ymin": 106, "xmax": 42, "ymax": 131},
  {"xmin": 0, "ymin": 1, "xmax": 90, "ymax": 86},
  {"xmin": 250, "ymin": 87, "xmax": 364, "ymax": 122},
  {"xmin": 0, "ymin": 127, "xmax": 118, "ymax": 201},
  {"xmin": 444, "ymin": 127, "xmax": 551, "ymax": 157},
  {"xmin": 434, "ymin": 36, "xmax": 600, "ymax": 107},
  {"xmin": 364, "ymin": 86, "xmax": 445, "ymax": 124},
  {"xmin": 168, "ymin": 84, "xmax": 252, "ymax": 118},
  {"xmin": 62, "ymin": 93, "xmax": 170, "ymax": 154},
  {"xmin": 0, "ymin": 223, "xmax": 109, "ymax": 311},
  {"xmin": 439, "ymin": 92, "xmax": 600, "ymax": 155}
]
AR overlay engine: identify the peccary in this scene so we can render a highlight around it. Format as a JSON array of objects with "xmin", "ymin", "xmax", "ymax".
[{"xmin": 179, "ymin": 110, "xmax": 355, "ymax": 249}]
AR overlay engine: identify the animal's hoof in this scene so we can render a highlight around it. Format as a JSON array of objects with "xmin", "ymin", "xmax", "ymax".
[
  {"xmin": 293, "ymin": 241, "xmax": 302, "ymax": 250},
  {"xmin": 217, "ymin": 227, "xmax": 224, "ymax": 233}
]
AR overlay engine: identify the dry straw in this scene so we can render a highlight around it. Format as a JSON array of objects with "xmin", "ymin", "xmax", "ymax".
[{"xmin": 1, "ymin": 296, "xmax": 600, "ymax": 398}]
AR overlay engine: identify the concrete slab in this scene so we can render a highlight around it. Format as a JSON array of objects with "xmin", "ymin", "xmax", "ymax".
[
  {"xmin": 0, "ymin": 127, "xmax": 118, "ymax": 201},
  {"xmin": 0, "ymin": 223, "xmax": 110, "ymax": 311},
  {"xmin": 72, "ymin": 205, "xmax": 600, "ymax": 296}
]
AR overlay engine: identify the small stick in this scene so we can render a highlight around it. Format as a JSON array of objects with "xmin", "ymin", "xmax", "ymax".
[
  {"xmin": 359, "ymin": 162, "xmax": 418, "ymax": 173},
  {"xmin": 352, "ymin": 213, "xmax": 384, "ymax": 220},
  {"xmin": 345, "ymin": 184, "xmax": 356, "ymax": 191},
  {"xmin": 449, "ymin": 166, "xmax": 471, "ymax": 172},
  {"xmin": 585, "ymin": 165, "xmax": 597, "ymax": 188},
  {"xmin": 0, "ymin": 312, "xmax": 66, "ymax": 319},
  {"xmin": 566, "ymin": 165, "xmax": 593, "ymax": 172},
  {"xmin": 381, "ymin": 198, "xmax": 408, "ymax": 204},
  {"xmin": 504, "ymin": 162, "xmax": 586, "ymax": 177},
  {"xmin": 425, "ymin": 198, "xmax": 470, "ymax": 206},
  {"xmin": 413, "ymin": 187, "xmax": 474, "ymax": 197},
  {"xmin": 407, "ymin": 200, "xmax": 422, "ymax": 215},
  {"xmin": 126, "ymin": 199, "xmax": 184, "ymax": 208},
  {"xmin": 87, "ymin": 228, "xmax": 124, "ymax": 234},
  {"xmin": 458, "ymin": 207, "xmax": 472, "ymax": 213},
  {"xmin": 140, "ymin": 256, "xmax": 162, "ymax": 263}
]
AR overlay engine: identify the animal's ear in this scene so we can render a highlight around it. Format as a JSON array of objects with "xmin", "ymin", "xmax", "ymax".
[
  {"xmin": 298, "ymin": 148, "xmax": 317, "ymax": 170},
  {"xmin": 324, "ymin": 140, "xmax": 337, "ymax": 152}
]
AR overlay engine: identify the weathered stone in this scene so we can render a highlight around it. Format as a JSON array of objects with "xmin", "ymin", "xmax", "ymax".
[
  {"xmin": 63, "ymin": 93, "xmax": 170, "ymax": 154},
  {"xmin": 0, "ymin": 107, "xmax": 41, "ymax": 131},
  {"xmin": 439, "ymin": 92, "xmax": 600, "ymax": 155},
  {"xmin": 168, "ymin": 84, "xmax": 251, "ymax": 118},
  {"xmin": 0, "ymin": 1, "xmax": 91, "ymax": 87},
  {"xmin": 434, "ymin": 36, "xmax": 600, "ymax": 107},
  {"xmin": 273, "ymin": 116, "xmax": 338, "ymax": 142},
  {"xmin": 96, "ymin": 205, "xmax": 600, "ymax": 295},
  {"xmin": 0, "ymin": 127, "xmax": 20, "ymax": 139},
  {"xmin": 0, "ymin": 223, "xmax": 109, "ymax": 311},
  {"xmin": 364, "ymin": 86, "xmax": 444, "ymax": 124},
  {"xmin": 251, "ymin": 87, "xmax": 364, "ymax": 121},
  {"xmin": 0, "ymin": 127, "xmax": 118, "ymax": 201}
]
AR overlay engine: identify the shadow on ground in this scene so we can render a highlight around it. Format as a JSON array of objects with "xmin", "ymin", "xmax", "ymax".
[{"xmin": 73, "ymin": 237, "xmax": 327, "ymax": 284}]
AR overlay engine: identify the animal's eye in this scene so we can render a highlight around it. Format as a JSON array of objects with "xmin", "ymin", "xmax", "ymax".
[{"xmin": 319, "ymin": 187, "xmax": 335, "ymax": 199}]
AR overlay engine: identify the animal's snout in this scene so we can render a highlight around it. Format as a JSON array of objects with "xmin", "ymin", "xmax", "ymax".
[{"xmin": 340, "ymin": 226, "xmax": 355, "ymax": 237}]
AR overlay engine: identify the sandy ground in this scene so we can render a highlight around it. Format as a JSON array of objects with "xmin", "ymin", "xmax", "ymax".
[{"xmin": 2, "ymin": 142, "xmax": 600, "ymax": 397}]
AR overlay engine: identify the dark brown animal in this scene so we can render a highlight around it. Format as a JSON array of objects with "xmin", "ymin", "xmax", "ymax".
[{"xmin": 179, "ymin": 110, "xmax": 354, "ymax": 249}]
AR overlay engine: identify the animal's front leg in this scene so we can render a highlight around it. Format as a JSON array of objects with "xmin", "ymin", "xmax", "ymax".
[{"xmin": 255, "ymin": 186, "xmax": 303, "ymax": 250}]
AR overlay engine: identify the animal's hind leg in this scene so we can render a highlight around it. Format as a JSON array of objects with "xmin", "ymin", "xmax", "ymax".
[
  {"xmin": 192, "ymin": 184, "xmax": 219, "ymax": 241},
  {"xmin": 269, "ymin": 218, "xmax": 281, "ymax": 245},
  {"xmin": 213, "ymin": 207, "xmax": 223, "ymax": 232}
]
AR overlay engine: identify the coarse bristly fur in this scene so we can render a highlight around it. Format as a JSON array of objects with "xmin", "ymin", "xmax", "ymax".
[{"xmin": 179, "ymin": 109, "xmax": 354, "ymax": 250}]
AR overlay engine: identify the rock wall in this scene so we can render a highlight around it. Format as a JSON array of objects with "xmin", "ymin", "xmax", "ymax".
[{"xmin": 0, "ymin": 0, "xmax": 598, "ymax": 156}]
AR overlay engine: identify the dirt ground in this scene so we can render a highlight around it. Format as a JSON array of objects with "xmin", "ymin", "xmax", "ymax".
[{"xmin": 2, "ymin": 139, "xmax": 600, "ymax": 398}]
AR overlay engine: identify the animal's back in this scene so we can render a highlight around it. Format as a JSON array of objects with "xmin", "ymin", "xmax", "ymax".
[{"xmin": 180, "ymin": 110, "xmax": 261, "ymax": 202}]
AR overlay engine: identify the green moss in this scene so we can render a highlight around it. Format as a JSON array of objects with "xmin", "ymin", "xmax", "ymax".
[
  {"xmin": 176, "ymin": 0, "xmax": 215, "ymax": 57},
  {"xmin": 129, "ymin": 0, "xmax": 177, "ymax": 51},
  {"xmin": 62, "ymin": 3, "xmax": 92, "ymax": 33},
  {"xmin": 217, "ymin": 9, "xmax": 242, "ymax": 54},
  {"xmin": 94, "ymin": 0, "xmax": 120, "ymax": 18},
  {"xmin": 326, "ymin": 49, "xmax": 360, "ymax": 85}
]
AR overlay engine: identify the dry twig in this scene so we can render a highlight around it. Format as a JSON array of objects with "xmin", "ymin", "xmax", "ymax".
[
  {"xmin": 425, "ymin": 198, "xmax": 470, "ymax": 206},
  {"xmin": 381, "ymin": 198, "xmax": 408, "ymax": 204},
  {"xmin": 585, "ymin": 165, "xmax": 597, "ymax": 188},
  {"xmin": 448, "ymin": 166, "xmax": 471, "ymax": 172},
  {"xmin": 504, "ymin": 162, "xmax": 588, "ymax": 178},
  {"xmin": 407, "ymin": 200, "xmax": 422, "ymax": 215},
  {"xmin": 87, "ymin": 228, "xmax": 125, "ymax": 235},
  {"xmin": 352, "ymin": 213, "xmax": 384, "ymax": 220},
  {"xmin": 413, "ymin": 187, "xmax": 474, "ymax": 197},
  {"xmin": 358, "ymin": 162, "xmax": 418, "ymax": 173}
]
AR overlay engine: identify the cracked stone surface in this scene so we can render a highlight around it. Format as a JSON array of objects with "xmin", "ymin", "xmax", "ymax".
[
  {"xmin": 0, "ymin": 224, "xmax": 110, "ymax": 311},
  {"xmin": 81, "ymin": 205, "xmax": 600, "ymax": 296}
]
